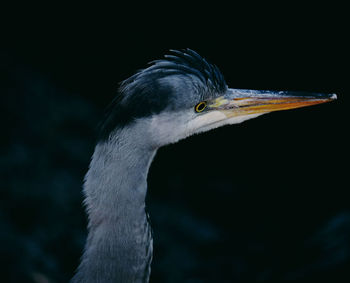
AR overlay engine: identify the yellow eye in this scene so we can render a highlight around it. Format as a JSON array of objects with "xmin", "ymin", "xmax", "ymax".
[{"xmin": 195, "ymin": 101, "xmax": 207, "ymax": 113}]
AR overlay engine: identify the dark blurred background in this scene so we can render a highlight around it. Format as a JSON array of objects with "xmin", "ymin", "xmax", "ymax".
[{"xmin": 1, "ymin": 4, "xmax": 349, "ymax": 282}]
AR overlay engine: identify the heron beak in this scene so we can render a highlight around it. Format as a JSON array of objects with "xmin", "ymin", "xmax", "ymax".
[{"xmin": 208, "ymin": 89, "xmax": 337, "ymax": 117}]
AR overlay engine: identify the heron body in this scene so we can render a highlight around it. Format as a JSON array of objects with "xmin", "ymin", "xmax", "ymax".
[{"xmin": 72, "ymin": 49, "xmax": 335, "ymax": 282}]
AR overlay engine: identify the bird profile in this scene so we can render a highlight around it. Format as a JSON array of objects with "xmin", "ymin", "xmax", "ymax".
[
  {"xmin": 99, "ymin": 49, "xmax": 227, "ymax": 142},
  {"xmin": 71, "ymin": 49, "xmax": 336, "ymax": 283}
]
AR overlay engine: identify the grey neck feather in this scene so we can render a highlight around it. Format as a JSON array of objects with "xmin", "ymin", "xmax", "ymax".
[{"xmin": 72, "ymin": 125, "xmax": 157, "ymax": 283}]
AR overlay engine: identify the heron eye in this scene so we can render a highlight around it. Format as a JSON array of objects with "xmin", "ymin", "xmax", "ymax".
[{"xmin": 195, "ymin": 101, "xmax": 207, "ymax": 113}]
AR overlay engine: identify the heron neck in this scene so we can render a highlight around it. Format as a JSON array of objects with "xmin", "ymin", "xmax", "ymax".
[{"xmin": 72, "ymin": 128, "xmax": 156, "ymax": 283}]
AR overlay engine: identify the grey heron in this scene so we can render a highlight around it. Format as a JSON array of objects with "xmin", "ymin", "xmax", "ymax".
[{"xmin": 71, "ymin": 49, "xmax": 336, "ymax": 282}]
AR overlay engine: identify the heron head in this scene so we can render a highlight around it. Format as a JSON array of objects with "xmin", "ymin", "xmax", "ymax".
[{"xmin": 100, "ymin": 49, "xmax": 336, "ymax": 148}]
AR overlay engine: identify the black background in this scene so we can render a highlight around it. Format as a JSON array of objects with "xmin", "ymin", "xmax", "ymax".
[{"xmin": 1, "ymin": 3, "xmax": 349, "ymax": 282}]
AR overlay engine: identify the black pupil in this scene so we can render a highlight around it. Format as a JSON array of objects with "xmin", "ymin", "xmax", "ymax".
[{"xmin": 197, "ymin": 102, "xmax": 206, "ymax": 112}]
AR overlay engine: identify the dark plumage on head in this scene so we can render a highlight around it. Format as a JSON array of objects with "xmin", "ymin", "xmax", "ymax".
[{"xmin": 99, "ymin": 49, "xmax": 227, "ymax": 141}]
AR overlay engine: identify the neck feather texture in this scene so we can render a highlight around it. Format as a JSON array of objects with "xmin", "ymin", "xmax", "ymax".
[{"xmin": 72, "ymin": 127, "xmax": 157, "ymax": 283}]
